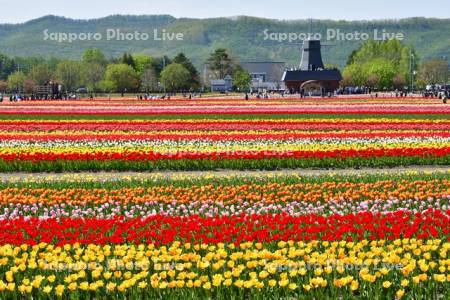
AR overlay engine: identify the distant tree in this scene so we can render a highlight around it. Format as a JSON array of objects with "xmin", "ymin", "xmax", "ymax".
[
  {"xmin": 152, "ymin": 56, "xmax": 172, "ymax": 76},
  {"xmin": 342, "ymin": 64, "xmax": 365, "ymax": 86},
  {"xmin": 160, "ymin": 63, "xmax": 191, "ymax": 92},
  {"xmin": 418, "ymin": 58, "xmax": 449, "ymax": 85},
  {"xmin": 104, "ymin": 64, "xmax": 139, "ymax": 95},
  {"xmin": 46, "ymin": 57, "xmax": 62, "ymax": 72},
  {"xmin": 121, "ymin": 53, "xmax": 136, "ymax": 69},
  {"xmin": 56, "ymin": 60, "xmax": 82, "ymax": 93},
  {"xmin": 23, "ymin": 79, "xmax": 37, "ymax": 94},
  {"xmin": 82, "ymin": 48, "xmax": 107, "ymax": 66},
  {"xmin": 0, "ymin": 53, "xmax": 16, "ymax": 80},
  {"xmin": 82, "ymin": 63, "xmax": 105, "ymax": 93},
  {"xmin": 133, "ymin": 54, "xmax": 154, "ymax": 74},
  {"xmin": 346, "ymin": 48, "xmax": 360, "ymax": 66},
  {"xmin": 173, "ymin": 53, "xmax": 200, "ymax": 89},
  {"xmin": 366, "ymin": 74, "xmax": 380, "ymax": 89},
  {"xmin": 12, "ymin": 56, "xmax": 46, "ymax": 74},
  {"xmin": 7, "ymin": 71, "xmax": 26, "ymax": 92},
  {"xmin": 344, "ymin": 40, "xmax": 418, "ymax": 89},
  {"xmin": 206, "ymin": 48, "xmax": 233, "ymax": 79},
  {"xmin": 98, "ymin": 80, "xmax": 115, "ymax": 93},
  {"xmin": 362, "ymin": 59, "xmax": 396, "ymax": 89},
  {"xmin": 140, "ymin": 67, "xmax": 158, "ymax": 92},
  {"xmin": 393, "ymin": 74, "xmax": 407, "ymax": 90},
  {"xmin": 233, "ymin": 69, "xmax": 252, "ymax": 91},
  {"xmin": 0, "ymin": 80, "xmax": 7, "ymax": 93},
  {"xmin": 29, "ymin": 64, "xmax": 52, "ymax": 85},
  {"xmin": 340, "ymin": 73, "xmax": 353, "ymax": 87}
]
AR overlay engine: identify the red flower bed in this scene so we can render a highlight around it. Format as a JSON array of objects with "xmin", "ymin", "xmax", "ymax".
[
  {"xmin": 0, "ymin": 210, "xmax": 447, "ymax": 246},
  {"xmin": 1, "ymin": 147, "xmax": 449, "ymax": 162}
]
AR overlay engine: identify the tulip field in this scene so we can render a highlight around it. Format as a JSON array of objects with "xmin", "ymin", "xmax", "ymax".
[{"xmin": 0, "ymin": 97, "xmax": 449, "ymax": 299}]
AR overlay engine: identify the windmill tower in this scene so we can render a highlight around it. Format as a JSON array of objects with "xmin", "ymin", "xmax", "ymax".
[{"xmin": 299, "ymin": 40, "xmax": 325, "ymax": 71}]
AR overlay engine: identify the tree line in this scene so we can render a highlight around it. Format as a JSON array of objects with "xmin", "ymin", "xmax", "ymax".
[
  {"xmin": 342, "ymin": 39, "xmax": 449, "ymax": 90},
  {"xmin": 0, "ymin": 39, "xmax": 448, "ymax": 95},
  {"xmin": 0, "ymin": 48, "xmax": 252, "ymax": 95}
]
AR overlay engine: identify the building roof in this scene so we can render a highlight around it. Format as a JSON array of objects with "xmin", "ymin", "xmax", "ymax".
[
  {"xmin": 241, "ymin": 62, "xmax": 285, "ymax": 82},
  {"xmin": 211, "ymin": 80, "xmax": 226, "ymax": 85},
  {"xmin": 282, "ymin": 69, "xmax": 342, "ymax": 81}
]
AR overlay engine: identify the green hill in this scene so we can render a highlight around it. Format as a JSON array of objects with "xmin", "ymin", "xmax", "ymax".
[{"xmin": 0, "ymin": 15, "xmax": 449, "ymax": 68}]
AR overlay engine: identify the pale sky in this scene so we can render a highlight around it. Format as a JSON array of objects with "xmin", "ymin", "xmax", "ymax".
[{"xmin": 0, "ymin": 0, "xmax": 449, "ymax": 24}]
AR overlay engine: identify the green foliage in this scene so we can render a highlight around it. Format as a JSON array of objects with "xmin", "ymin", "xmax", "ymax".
[
  {"xmin": 82, "ymin": 63, "xmax": 105, "ymax": 92},
  {"xmin": 82, "ymin": 48, "xmax": 107, "ymax": 66},
  {"xmin": 233, "ymin": 69, "xmax": 252, "ymax": 91},
  {"xmin": 343, "ymin": 40, "xmax": 417, "ymax": 89},
  {"xmin": 7, "ymin": 71, "xmax": 26, "ymax": 92},
  {"xmin": 29, "ymin": 64, "xmax": 53, "ymax": 85},
  {"xmin": 56, "ymin": 60, "xmax": 82, "ymax": 92},
  {"xmin": 133, "ymin": 54, "xmax": 154, "ymax": 74},
  {"xmin": 418, "ymin": 58, "xmax": 449, "ymax": 85},
  {"xmin": 173, "ymin": 53, "xmax": 200, "ymax": 89},
  {"xmin": 206, "ymin": 48, "xmax": 233, "ymax": 79},
  {"xmin": 121, "ymin": 53, "xmax": 136, "ymax": 69},
  {"xmin": 140, "ymin": 67, "xmax": 158, "ymax": 92},
  {"xmin": 0, "ymin": 53, "xmax": 16, "ymax": 80},
  {"xmin": 0, "ymin": 80, "xmax": 7, "ymax": 93},
  {"xmin": 160, "ymin": 63, "xmax": 191, "ymax": 92},
  {"xmin": 362, "ymin": 59, "xmax": 397, "ymax": 89},
  {"xmin": 103, "ymin": 64, "xmax": 139, "ymax": 93}
]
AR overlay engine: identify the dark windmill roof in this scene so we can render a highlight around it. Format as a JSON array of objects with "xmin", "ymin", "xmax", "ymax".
[{"xmin": 282, "ymin": 69, "xmax": 342, "ymax": 81}]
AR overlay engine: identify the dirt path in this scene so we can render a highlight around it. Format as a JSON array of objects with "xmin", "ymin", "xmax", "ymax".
[{"xmin": 0, "ymin": 165, "xmax": 448, "ymax": 182}]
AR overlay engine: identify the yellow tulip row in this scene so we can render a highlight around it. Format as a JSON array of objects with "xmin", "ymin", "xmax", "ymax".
[{"xmin": 0, "ymin": 240, "xmax": 447, "ymax": 298}]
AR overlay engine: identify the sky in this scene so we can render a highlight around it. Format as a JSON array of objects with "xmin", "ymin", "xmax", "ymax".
[{"xmin": 0, "ymin": 0, "xmax": 449, "ymax": 24}]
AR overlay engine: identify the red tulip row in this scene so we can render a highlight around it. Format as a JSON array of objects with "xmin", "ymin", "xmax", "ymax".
[
  {"xmin": 0, "ymin": 210, "xmax": 447, "ymax": 246},
  {"xmin": 1, "ymin": 147, "xmax": 449, "ymax": 162}
]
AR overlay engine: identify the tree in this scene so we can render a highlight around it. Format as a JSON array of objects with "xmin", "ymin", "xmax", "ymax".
[
  {"xmin": 206, "ymin": 48, "xmax": 233, "ymax": 79},
  {"xmin": 121, "ymin": 53, "xmax": 136, "ymax": 69},
  {"xmin": 29, "ymin": 64, "xmax": 52, "ymax": 85},
  {"xmin": 0, "ymin": 80, "xmax": 7, "ymax": 93},
  {"xmin": 173, "ymin": 53, "xmax": 200, "ymax": 89},
  {"xmin": 418, "ymin": 59, "xmax": 449, "ymax": 85},
  {"xmin": 82, "ymin": 48, "xmax": 107, "ymax": 66},
  {"xmin": 80, "ymin": 49, "xmax": 107, "ymax": 93},
  {"xmin": 56, "ymin": 60, "xmax": 82, "ymax": 93},
  {"xmin": 393, "ymin": 74, "xmax": 407, "ymax": 90},
  {"xmin": 341, "ymin": 73, "xmax": 353, "ymax": 87},
  {"xmin": 0, "ymin": 53, "xmax": 16, "ymax": 80},
  {"xmin": 12, "ymin": 56, "xmax": 46, "ymax": 74},
  {"xmin": 82, "ymin": 63, "xmax": 105, "ymax": 93},
  {"xmin": 7, "ymin": 71, "xmax": 26, "ymax": 92},
  {"xmin": 152, "ymin": 56, "xmax": 172, "ymax": 77},
  {"xmin": 342, "ymin": 64, "xmax": 365, "ymax": 86},
  {"xmin": 362, "ymin": 59, "xmax": 396, "ymax": 90},
  {"xmin": 103, "ymin": 64, "xmax": 139, "ymax": 95},
  {"xmin": 366, "ymin": 74, "xmax": 380, "ymax": 89},
  {"xmin": 140, "ymin": 67, "xmax": 158, "ymax": 92},
  {"xmin": 133, "ymin": 54, "xmax": 154, "ymax": 75},
  {"xmin": 23, "ymin": 79, "xmax": 37, "ymax": 94},
  {"xmin": 160, "ymin": 63, "xmax": 191, "ymax": 92},
  {"xmin": 343, "ymin": 40, "xmax": 417, "ymax": 89},
  {"xmin": 233, "ymin": 69, "xmax": 252, "ymax": 91}
]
